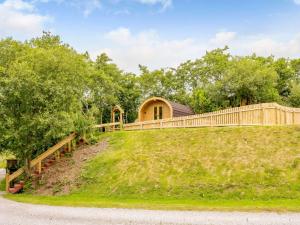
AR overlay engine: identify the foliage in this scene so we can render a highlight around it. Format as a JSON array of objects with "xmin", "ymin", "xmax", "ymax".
[
  {"xmin": 0, "ymin": 33, "xmax": 89, "ymax": 167},
  {"xmin": 138, "ymin": 47, "xmax": 298, "ymax": 113},
  {"xmin": 1, "ymin": 33, "xmax": 300, "ymax": 168},
  {"xmin": 288, "ymin": 83, "xmax": 300, "ymax": 107}
]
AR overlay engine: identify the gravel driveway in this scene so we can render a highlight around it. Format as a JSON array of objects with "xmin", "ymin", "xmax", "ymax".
[{"xmin": 0, "ymin": 195, "xmax": 300, "ymax": 225}]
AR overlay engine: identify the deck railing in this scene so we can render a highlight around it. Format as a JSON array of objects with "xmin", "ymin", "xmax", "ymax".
[
  {"xmin": 123, "ymin": 103, "xmax": 300, "ymax": 131},
  {"xmin": 5, "ymin": 133, "xmax": 76, "ymax": 192}
]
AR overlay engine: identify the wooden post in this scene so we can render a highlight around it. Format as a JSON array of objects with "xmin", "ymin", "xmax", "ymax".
[
  {"xmin": 275, "ymin": 108, "xmax": 278, "ymax": 125},
  {"xmin": 293, "ymin": 110, "xmax": 295, "ymax": 125},
  {"xmin": 261, "ymin": 107, "xmax": 265, "ymax": 125},
  {"xmin": 5, "ymin": 173, "xmax": 10, "ymax": 192},
  {"xmin": 55, "ymin": 151, "xmax": 60, "ymax": 160},
  {"xmin": 120, "ymin": 112, "xmax": 124, "ymax": 130},
  {"xmin": 238, "ymin": 110, "xmax": 242, "ymax": 126},
  {"xmin": 72, "ymin": 140, "xmax": 76, "ymax": 151}
]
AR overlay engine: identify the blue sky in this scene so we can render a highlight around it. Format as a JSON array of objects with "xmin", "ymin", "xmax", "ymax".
[{"xmin": 1, "ymin": 0, "xmax": 300, "ymax": 72}]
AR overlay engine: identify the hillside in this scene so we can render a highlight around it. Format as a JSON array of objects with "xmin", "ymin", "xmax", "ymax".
[{"xmin": 7, "ymin": 126, "xmax": 300, "ymax": 211}]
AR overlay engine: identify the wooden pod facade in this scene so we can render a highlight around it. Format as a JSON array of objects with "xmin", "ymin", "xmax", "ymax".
[{"xmin": 138, "ymin": 97, "xmax": 194, "ymax": 122}]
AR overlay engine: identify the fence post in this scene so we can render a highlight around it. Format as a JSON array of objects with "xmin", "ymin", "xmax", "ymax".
[
  {"xmin": 5, "ymin": 173, "xmax": 10, "ymax": 192},
  {"xmin": 275, "ymin": 107, "xmax": 278, "ymax": 125},
  {"xmin": 261, "ymin": 106, "xmax": 265, "ymax": 125},
  {"xmin": 293, "ymin": 110, "xmax": 295, "ymax": 125},
  {"xmin": 238, "ymin": 110, "xmax": 242, "ymax": 126}
]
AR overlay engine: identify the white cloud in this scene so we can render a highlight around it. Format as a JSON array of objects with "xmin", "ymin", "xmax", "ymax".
[
  {"xmin": 136, "ymin": 0, "xmax": 172, "ymax": 9},
  {"xmin": 239, "ymin": 35, "xmax": 300, "ymax": 57},
  {"xmin": 3, "ymin": 0, "xmax": 34, "ymax": 11},
  {"xmin": 93, "ymin": 27, "xmax": 205, "ymax": 72},
  {"xmin": 210, "ymin": 31, "xmax": 237, "ymax": 45},
  {"xmin": 105, "ymin": 27, "xmax": 132, "ymax": 45},
  {"xmin": 91, "ymin": 28, "xmax": 300, "ymax": 73},
  {"xmin": 294, "ymin": 0, "xmax": 300, "ymax": 5},
  {"xmin": 0, "ymin": 0, "xmax": 51, "ymax": 38}
]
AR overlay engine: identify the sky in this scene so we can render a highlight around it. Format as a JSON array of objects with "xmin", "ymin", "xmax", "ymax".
[{"xmin": 0, "ymin": 0, "xmax": 300, "ymax": 73}]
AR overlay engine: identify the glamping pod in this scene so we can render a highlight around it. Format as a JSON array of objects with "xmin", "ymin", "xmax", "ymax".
[{"xmin": 138, "ymin": 97, "xmax": 194, "ymax": 122}]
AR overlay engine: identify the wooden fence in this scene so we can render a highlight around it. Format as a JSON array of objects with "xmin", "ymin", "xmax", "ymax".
[
  {"xmin": 5, "ymin": 133, "xmax": 76, "ymax": 192},
  {"xmin": 123, "ymin": 103, "xmax": 300, "ymax": 131}
]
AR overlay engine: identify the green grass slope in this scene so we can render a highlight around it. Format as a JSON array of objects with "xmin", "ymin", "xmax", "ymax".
[{"xmin": 7, "ymin": 126, "xmax": 300, "ymax": 211}]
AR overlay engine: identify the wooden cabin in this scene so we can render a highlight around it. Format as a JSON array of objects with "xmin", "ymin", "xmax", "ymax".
[{"xmin": 138, "ymin": 97, "xmax": 194, "ymax": 122}]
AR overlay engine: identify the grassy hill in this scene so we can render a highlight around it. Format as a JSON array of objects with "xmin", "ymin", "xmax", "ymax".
[{"xmin": 6, "ymin": 126, "xmax": 300, "ymax": 211}]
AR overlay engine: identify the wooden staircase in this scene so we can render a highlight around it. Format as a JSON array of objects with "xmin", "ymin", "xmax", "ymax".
[{"xmin": 6, "ymin": 133, "xmax": 79, "ymax": 194}]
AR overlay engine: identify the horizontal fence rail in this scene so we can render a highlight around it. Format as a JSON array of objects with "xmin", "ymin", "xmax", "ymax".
[
  {"xmin": 6, "ymin": 133, "xmax": 76, "ymax": 192},
  {"xmin": 123, "ymin": 103, "xmax": 300, "ymax": 131}
]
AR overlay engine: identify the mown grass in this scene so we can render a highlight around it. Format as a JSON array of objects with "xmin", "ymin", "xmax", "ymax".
[
  {"xmin": 6, "ymin": 126, "xmax": 300, "ymax": 211},
  {"xmin": 6, "ymin": 194, "xmax": 300, "ymax": 212}
]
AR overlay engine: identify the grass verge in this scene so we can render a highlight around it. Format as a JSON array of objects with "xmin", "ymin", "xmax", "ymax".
[
  {"xmin": 5, "ymin": 126, "xmax": 300, "ymax": 211},
  {"xmin": 5, "ymin": 194, "xmax": 300, "ymax": 212}
]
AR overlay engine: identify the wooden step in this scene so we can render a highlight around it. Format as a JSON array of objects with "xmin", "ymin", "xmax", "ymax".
[
  {"xmin": 14, "ymin": 183, "xmax": 22, "ymax": 189},
  {"xmin": 9, "ymin": 181, "xmax": 24, "ymax": 194},
  {"xmin": 9, "ymin": 187, "xmax": 17, "ymax": 194}
]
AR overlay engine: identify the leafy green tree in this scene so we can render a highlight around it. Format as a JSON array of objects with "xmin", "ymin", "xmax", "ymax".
[
  {"xmin": 223, "ymin": 57, "xmax": 280, "ymax": 106},
  {"xmin": 0, "ymin": 33, "xmax": 91, "ymax": 171},
  {"xmin": 273, "ymin": 58, "xmax": 295, "ymax": 98},
  {"xmin": 288, "ymin": 83, "xmax": 300, "ymax": 107}
]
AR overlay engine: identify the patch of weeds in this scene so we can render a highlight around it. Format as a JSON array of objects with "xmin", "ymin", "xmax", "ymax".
[
  {"xmin": 52, "ymin": 181, "xmax": 64, "ymax": 194},
  {"xmin": 23, "ymin": 179, "xmax": 33, "ymax": 192}
]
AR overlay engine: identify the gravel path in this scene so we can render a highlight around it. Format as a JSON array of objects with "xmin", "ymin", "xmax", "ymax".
[{"xmin": 0, "ymin": 195, "xmax": 300, "ymax": 225}]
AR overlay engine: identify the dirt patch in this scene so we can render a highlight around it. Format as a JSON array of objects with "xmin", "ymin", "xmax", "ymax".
[{"xmin": 34, "ymin": 140, "xmax": 108, "ymax": 196}]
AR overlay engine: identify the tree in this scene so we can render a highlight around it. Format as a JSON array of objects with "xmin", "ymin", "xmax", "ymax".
[
  {"xmin": 223, "ymin": 57, "xmax": 280, "ymax": 106},
  {"xmin": 288, "ymin": 83, "xmax": 300, "ymax": 107},
  {"xmin": 273, "ymin": 58, "xmax": 295, "ymax": 98},
  {"xmin": 0, "ymin": 34, "xmax": 91, "ymax": 171}
]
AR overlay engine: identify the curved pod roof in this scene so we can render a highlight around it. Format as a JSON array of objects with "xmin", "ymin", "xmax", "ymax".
[{"xmin": 138, "ymin": 97, "xmax": 194, "ymax": 122}]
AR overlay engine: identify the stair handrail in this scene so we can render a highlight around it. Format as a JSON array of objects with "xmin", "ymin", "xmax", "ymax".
[
  {"xmin": 6, "ymin": 132, "xmax": 77, "ymax": 192},
  {"xmin": 94, "ymin": 122, "xmax": 121, "ymax": 129}
]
